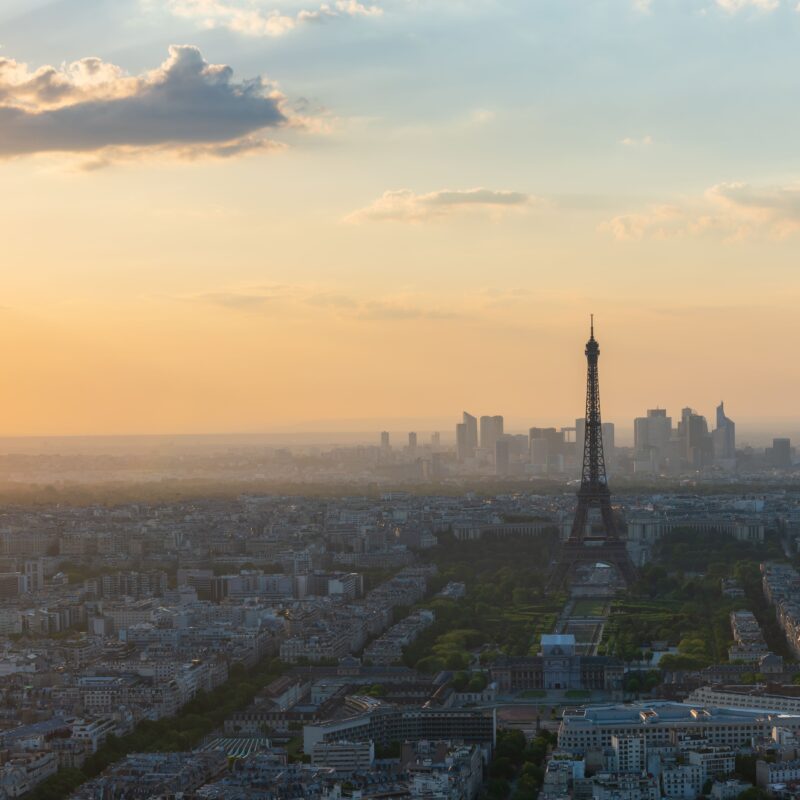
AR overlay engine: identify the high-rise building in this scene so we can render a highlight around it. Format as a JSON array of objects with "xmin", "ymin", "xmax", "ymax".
[
  {"xmin": 479, "ymin": 416, "xmax": 492, "ymax": 450},
  {"xmin": 634, "ymin": 409, "xmax": 672, "ymax": 452},
  {"xmin": 495, "ymin": 437, "xmax": 510, "ymax": 477},
  {"xmin": 456, "ymin": 423, "xmax": 469, "ymax": 461},
  {"xmin": 768, "ymin": 438, "xmax": 792, "ymax": 469},
  {"xmin": 602, "ymin": 422, "xmax": 616, "ymax": 474},
  {"xmin": 529, "ymin": 438, "xmax": 549, "ymax": 473},
  {"xmin": 575, "ymin": 418, "xmax": 586, "ymax": 465},
  {"xmin": 480, "ymin": 415, "xmax": 504, "ymax": 452},
  {"xmin": 431, "ymin": 432, "xmax": 440, "ymax": 447},
  {"xmin": 380, "ymin": 431, "xmax": 390, "ymax": 451},
  {"xmin": 530, "ymin": 428, "xmax": 565, "ymax": 473},
  {"xmin": 457, "ymin": 413, "xmax": 478, "ymax": 461},
  {"xmin": 633, "ymin": 409, "xmax": 673, "ymax": 474},
  {"xmin": 678, "ymin": 407, "xmax": 712, "ymax": 469},
  {"xmin": 713, "ymin": 402, "xmax": 736, "ymax": 468},
  {"xmin": 408, "ymin": 432, "xmax": 417, "ymax": 452},
  {"xmin": 463, "ymin": 412, "xmax": 478, "ymax": 451}
]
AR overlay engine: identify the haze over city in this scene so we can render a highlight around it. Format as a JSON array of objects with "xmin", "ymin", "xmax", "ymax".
[
  {"xmin": 3, "ymin": 0, "xmax": 800, "ymax": 437},
  {"xmin": 6, "ymin": 6, "xmax": 800, "ymax": 800}
]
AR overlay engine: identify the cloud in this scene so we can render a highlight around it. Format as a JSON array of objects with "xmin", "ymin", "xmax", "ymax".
[
  {"xmin": 638, "ymin": 0, "xmax": 779, "ymax": 12},
  {"xmin": 357, "ymin": 301, "xmax": 462, "ymax": 320},
  {"xmin": 193, "ymin": 292, "xmax": 283, "ymax": 310},
  {"xmin": 597, "ymin": 205, "xmax": 688, "ymax": 241},
  {"xmin": 469, "ymin": 108, "xmax": 495, "ymax": 125},
  {"xmin": 715, "ymin": 0, "xmax": 779, "ymax": 11},
  {"xmin": 0, "ymin": 57, "xmax": 135, "ymax": 109},
  {"xmin": 165, "ymin": 0, "xmax": 382, "ymax": 37},
  {"xmin": 599, "ymin": 181, "xmax": 800, "ymax": 241},
  {"xmin": 620, "ymin": 134, "xmax": 653, "ymax": 147},
  {"xmin": 188, "ymin": 285, "xmax": 463, "ymax": 321},
  {"xmin": 0, "ymin": 46, "xmax": 294, "ymax": 161},
  {"xmin": 344, "ymin": 188, "xmax": 535, "ymax": 223}
]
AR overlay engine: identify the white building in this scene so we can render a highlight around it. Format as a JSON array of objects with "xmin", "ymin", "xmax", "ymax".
[
  {"xmin": 559, "ymin": 702, "xmax": 800, "ymax": 754},
  {"xmin": 590, "ymin": 773, "xmax": 659, "ymax": 800},
  {"xmin": 311, "ymin": 740, "xmax": 374, "ymax": 773},
  {"xmin": 661, "ymin": 765, "xmax": 703, "ymax": 799}
]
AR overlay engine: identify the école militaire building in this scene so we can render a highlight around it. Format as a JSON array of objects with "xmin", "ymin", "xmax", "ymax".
[{"xmin": 490, "ymin": 634, "xmax": 624, "ymax": 693}]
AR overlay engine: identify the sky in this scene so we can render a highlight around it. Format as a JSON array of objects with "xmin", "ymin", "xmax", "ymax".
[{"xmin": 1, "ymin": 0, "xmax": 799, "ymax": 437}]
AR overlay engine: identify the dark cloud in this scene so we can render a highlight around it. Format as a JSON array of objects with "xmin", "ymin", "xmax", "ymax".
[{"xmin": 0, "ymin": 46, "xmax": 289, "ymax": 158}]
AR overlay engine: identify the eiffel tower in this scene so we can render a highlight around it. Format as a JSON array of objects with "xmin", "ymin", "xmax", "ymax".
[{"xmin": 549, "ymin": 318, "xmax": 637, "ymax": 589}]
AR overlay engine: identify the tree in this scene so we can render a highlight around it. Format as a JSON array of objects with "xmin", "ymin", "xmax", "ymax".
[
  {"xmin": 490, "ymin": 757, "xmax": 516, "ymax": 780},
  {"xmin": 736, "ymin": 788, "xmax": 769, "ymax": 800},
  {"xmin": 468, "ymin": 672, "xmax": 488, "ymax": 693},
  {"xmin": 485, "ymin": 778, "xmax": 511, "ymax": 800}
]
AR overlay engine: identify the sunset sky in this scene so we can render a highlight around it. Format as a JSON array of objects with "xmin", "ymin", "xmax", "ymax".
[{"xmin": 1, "ymin": 0, "xmax": 799, "ymax": 437}]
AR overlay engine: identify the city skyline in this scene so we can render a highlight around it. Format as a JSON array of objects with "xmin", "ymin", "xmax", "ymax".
[
  {"xmin": 4, "ymin": 5, "xmax": 800, "ymax": 798},
  {"xmin": 2, "ymin": 2, "xmax": 800, "ymax": 435}
]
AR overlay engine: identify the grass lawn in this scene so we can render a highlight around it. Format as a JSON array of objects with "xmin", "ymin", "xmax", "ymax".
[
  {"xmin": 285, "ymin": 736, "xmax": 304, "ymax": 760},
  {"xmin": 564, "ymin": 689, "xmax": 591, "ymax": 699},
  {"xmin": 520, "ymin": 689, "xmax": 547, "ymax": 698},
  {"xmin": 571, "ymin": 599, "xmax": 608, "ymax": 617}
]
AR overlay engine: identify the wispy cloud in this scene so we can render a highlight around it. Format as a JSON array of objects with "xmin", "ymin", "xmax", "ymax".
[
  {"xmin": 469, "ymin": 108, "xmax": 495, "ymax": 125},
  {"xmin": 187, "ymin": 285, "xmax": 465, "ymax": 321},
  {"xmin": 598, "ymin": 204, "xmax": 688, "ymax": 241},
  {"xmin": 357, "ymin": 301, "xmax": 462, "ymax": 320},
  {"xmin": 164, "ymin": 0, "xmax": 382, "ymax": 37},
  {"xmin": 193, "ymin": 292, "xmax": 283, "ymax": 310},
  {"xmin": 344, "ymin": 187, "xmax": 535, "ymax": 223},
  {"xmin": 620, "ymin": 134, "xmax": 653, "ymax": 147},
  {"xmin": 0, "ymin": 46, "xmax": 299, "ymax": 162},
  {"xmin": 715, "ymin": 0, "xmax": 779, "ymax": 12},
  {"xmin": 636, "ymin": 0, "xmax": 779, "ymax": 13},
  {"xmin": 599, "ymin": 181, "xmax": 800, "ymax": 241}
]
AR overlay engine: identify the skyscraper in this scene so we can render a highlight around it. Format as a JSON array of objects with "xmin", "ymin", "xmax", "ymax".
[
  {"xmin": 633, "ymin": 408, "xmax": 672, "ymax": 474},
  {"xmin": 602, "ymin": 422, "xmax": 616, "ymax": 474},
  {"xmin": 456, "ymin": 423, "xmax": 469, "ymax": 461},
  {"xmin": 769, "ymin": 438, "xmax": 792, "ymax": 469},
  {"xmin": 575, "ymin": 418, "xmax": 586, "ymax": 464},
  {"xmin": 480, "ymin": 415, "xmax": 504, "ymax": 452},
  {"xmin": 463, "ymin": 412, "xmax": 478, "ymax": 451},
  {"xmin": 529, "ymin": 427, "xmax": 565, "ymax": 473},
  {"xmin": 712, "ymin": 402, "xmax": 736, "ymax": 467},
  {"xmin": 457, "ymin": 412, "xmax": 478, "ymax": 461},
  {"xmin": 408, "ymin": 432, "xmax": 417, "ymax": 452},
  {"xmin": 495, "ymin": 437, "xmax": 510, "ymax": 477},
  {"xmin": 380, "ymin": 431, "xmax": 390, "ymax": 451},
  {"xmin": 678, "ymin": 407, "xmax": 712, "ymax": 469}
]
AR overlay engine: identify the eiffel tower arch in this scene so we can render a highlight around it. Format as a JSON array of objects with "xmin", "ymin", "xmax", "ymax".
[{"xmin": 550, "ymin": 318, "xmax": 637, "ymax": 589}]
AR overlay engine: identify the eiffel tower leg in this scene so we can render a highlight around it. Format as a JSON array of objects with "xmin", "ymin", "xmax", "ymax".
[
  {"xmin": 571, "ymin": 503, "xmax": 589, "ymax": 540},
  {"xmin": 600, "ymin": 502, "xmax": 618, "ymax": 540},
  {"xmin": 548, "ymin": 555, "xmax": 575, "ymax": 591}
]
